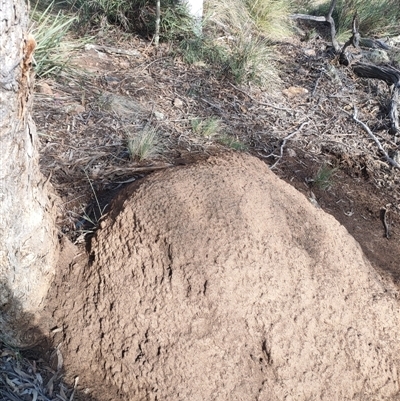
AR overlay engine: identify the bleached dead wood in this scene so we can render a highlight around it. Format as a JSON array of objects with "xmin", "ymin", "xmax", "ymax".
[
  {"xmin": 290, "ymin": 0, "xmax": 340, "ymax": 52},
  {"xmin": 154, "ymin": 0, "xmax": 161, "ymax": 47}
]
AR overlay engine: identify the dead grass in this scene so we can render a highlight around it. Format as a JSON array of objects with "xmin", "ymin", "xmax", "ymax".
[{"xmin": 126, "ymin": 125, "xmax": 163, "ymax": 161}]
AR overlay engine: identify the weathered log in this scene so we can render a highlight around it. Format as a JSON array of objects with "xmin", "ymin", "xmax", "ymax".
[
  {"xmin": 352, "ymin": 63, "xmax": 400, "ymax": 135},
  {"xmin": 352, "ymin": 63, "xmax": 400, "ymax": 86}
]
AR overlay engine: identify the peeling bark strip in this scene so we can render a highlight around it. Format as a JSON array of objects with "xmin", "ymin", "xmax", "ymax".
[{"xmin": 352, "ymin": 63, "xmax": 400, "ymax": 135}]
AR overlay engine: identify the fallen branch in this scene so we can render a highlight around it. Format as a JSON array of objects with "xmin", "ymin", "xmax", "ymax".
[
  {"xmin": 352, "ymin": 63, "xmax": 400, "ymax": 86},
  {"xmin": 291, "ymin": 0, "xmax": 340, "ymax": 52},
  {"xmin": 270, "ymin": 121, "xmax": 309, "ymax": 169},
  {"xmin": 339, "ymin": 14, "xmax": 360, "ymax": 66},
  {"xmin": 352, "ymin": 63, "xmax": 400, "ymax": 134},
  {"xmin": 348, "ymin": 107, "xmax": 400, "ymax": 168},
  {"xmin": 84, "ymin": 44, "xmax": 140, "ymax": 57}
]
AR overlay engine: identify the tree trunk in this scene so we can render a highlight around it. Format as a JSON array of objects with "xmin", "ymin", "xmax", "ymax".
[{"xmin": 0, "ymin": 0, "xmax": 59, "ymax": 347}]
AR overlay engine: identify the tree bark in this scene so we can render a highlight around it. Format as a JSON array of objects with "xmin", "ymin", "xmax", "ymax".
[{"xmin": 0, "ymin": 0, "xmax": 59, "ymax": 347}]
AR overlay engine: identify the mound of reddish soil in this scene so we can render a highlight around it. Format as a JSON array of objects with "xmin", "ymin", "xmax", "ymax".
[{"xmin": 50, "ymin": 152, "xmax": 400, "ymax": 401}]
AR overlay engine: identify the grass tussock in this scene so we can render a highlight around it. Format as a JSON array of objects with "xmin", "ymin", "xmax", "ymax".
[
  {"xmin": 245, "ymin": 0, "xmax": 293, "ymax": 40},
  {"xmin": 126, "ymin": 126, "xmax": 162, "ymax": 161},
  {"xmin": 226, "ymin": 36, "xmax": 278, "ymax": 86},
  {"xmin": 177, "ymin": 0, "xmax": 284, "ymax": 89},
  {"xmin": 191, "ymin": 117, "xmax": 222, "ymax": 138},
  {"xmin": 312, "ymin": 164, "xmax": 338, "ymax": 191},
  {"xmin": 30, "ymin": 2, "xmax": 82, "ymax": 78}
]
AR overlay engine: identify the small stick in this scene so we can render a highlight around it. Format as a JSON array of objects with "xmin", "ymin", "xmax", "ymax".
[
  {"xmin": 154, "ymin": 0, "xmax": 161, "ymax": 48},
  {"xmin": 270, "ymin": 121, "xmax": 309, "ymax": 169},
  {"xmin": 380, "ymin": 207, "xmax": 391, "ymax": 239},
  {"xmin": 311, "ymin": 71, "xmax": 323, "ymax": 97},
  {"xmin": 201, "ymin": 97, "xmax": 223, "ymax": 111},
  {"xmin": 349, "ymin": 107, "xmax": 400, "ymax": 168}
]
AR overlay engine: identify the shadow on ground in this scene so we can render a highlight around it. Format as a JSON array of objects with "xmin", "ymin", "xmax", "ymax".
[{"xmin": 0, "ymin": 284, "xmax": 100, "ymax": 401}]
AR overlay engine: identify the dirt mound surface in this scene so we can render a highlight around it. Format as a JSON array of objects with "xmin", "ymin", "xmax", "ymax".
[{"xmin": 53, "ymin": 152, "xmax": 400, "ymax": 401}]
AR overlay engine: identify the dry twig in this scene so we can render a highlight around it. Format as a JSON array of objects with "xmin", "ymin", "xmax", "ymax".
[
  {"xmin": 270, "ymin": 121, "xmax": 310, "ymax": 169},
  {"xmin": 348, "ymin": 107, "xmax": 400, "ymax": 168}
]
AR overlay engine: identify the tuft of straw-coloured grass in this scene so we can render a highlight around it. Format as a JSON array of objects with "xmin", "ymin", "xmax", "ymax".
[
  {"xmin": 310, "ymin": 0, "xmax": 400, "ymax": 40},
  {"xmin": 126, "ymin": 126, "xmax": 162, "ymax": 161},
  {"xmin": 225, "ymin": 36, "xmax": 280, "ymax": 87},
  {"xmin": 245, "ymin": 0, "xmax": 293, "ymax": 40},
  {"xmin": 184, "ymin": 0, "xmax": 283, "ymax": 89}
]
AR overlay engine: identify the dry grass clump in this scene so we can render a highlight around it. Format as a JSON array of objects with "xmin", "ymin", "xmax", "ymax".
[
  {"xmin": 178, "ymin": 0, "xmax": 285, "ymax": 88},
  {"xmin": 309, "ymin": 0, "xmax": 400, "ymax": 39},
  {"xmin": 245, "ymin": 0, "xmax": 293, "ymax": 40},
  {"xmin": 126, "ymin": 126, "xmax": 162, "ymax": 161},
  {"xmin": 191, "ymin": 117, "xmax": 222, "ymax": 138}
]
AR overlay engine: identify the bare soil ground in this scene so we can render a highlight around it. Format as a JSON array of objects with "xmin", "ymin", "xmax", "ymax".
[{"xmin": 35, "ymin": 29, "xmax": 400, "ymax": 285}]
